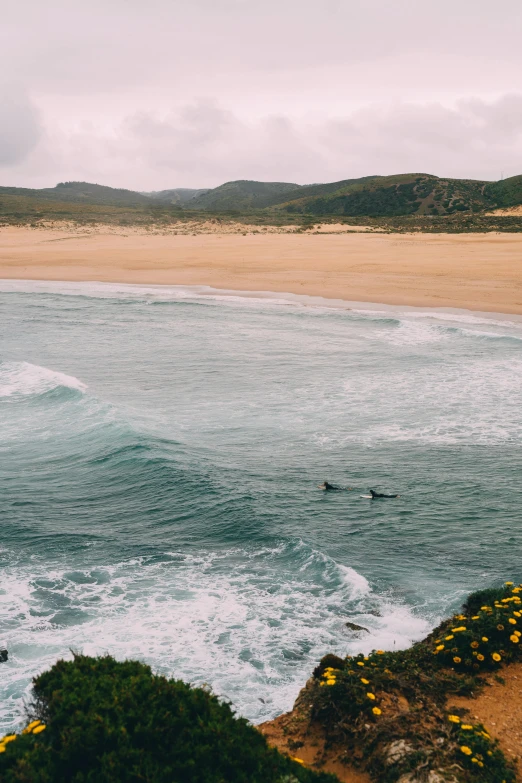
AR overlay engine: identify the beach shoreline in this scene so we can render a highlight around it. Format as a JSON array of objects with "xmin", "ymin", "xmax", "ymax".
[{"xmin": 2, "ymin": 225, "xmax": 522, "ymax": 315}]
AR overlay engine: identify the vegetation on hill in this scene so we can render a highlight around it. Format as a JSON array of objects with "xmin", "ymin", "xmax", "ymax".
[
  {"xmin": 1, "ymin": 173, "xmax": 522, "ymax": 230},
  {"xmin": 187, "ymin": 180, "xmax": 302, "ymax": 211},
  {"xmin": 299, "ymin": 581, "xmax": 522, "ymax": 782},
  {"xmin": 0, "ymin": 654, "xmax": 337, "ymax": 783},
  {"xmin": 0, "ymin": 182, "xmax": 152, "ymax": 207},
  {"xmin": 145, "ymin": 188, "xmax": 210, "ymax": 205}
]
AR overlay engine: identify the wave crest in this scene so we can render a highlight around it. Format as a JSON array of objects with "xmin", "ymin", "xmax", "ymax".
[{"xmin": 0, "ymin": 362, "xmax": 86, "ymax": 399}]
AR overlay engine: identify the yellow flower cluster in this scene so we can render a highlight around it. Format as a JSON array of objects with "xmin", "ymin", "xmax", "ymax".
[
  {"xmin": 448, "ymin": 716, "xmax": 492, "ymax": 768},
  {"xmin": 320, "ymin": 667, "xmax": 339, "ymax": 686},
  {"xmin": 433, "ymin": 582, "xmax": 522, "ymax": 670},
  {"xmin": 0, "ymin": 720, "xmax": 46, "ymax": 754}
]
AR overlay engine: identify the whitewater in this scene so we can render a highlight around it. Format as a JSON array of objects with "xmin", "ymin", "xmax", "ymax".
[{"xmin": 1, "ymin": 280, "xmax": 522, "ymax": 734}]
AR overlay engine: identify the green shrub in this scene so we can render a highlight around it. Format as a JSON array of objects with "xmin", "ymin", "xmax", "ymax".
[
  {"xmin": 430, "ymin": 582, "xmax": 522, "ymax": 673},
  {"xmin": 306, "ymin": 582, "xmax": 520, "ymax": 782},
  {"xmin": 0, "ymin": 655, "xmax": 338, "ymax": 783}
]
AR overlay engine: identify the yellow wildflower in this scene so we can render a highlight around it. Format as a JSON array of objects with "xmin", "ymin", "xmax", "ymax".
[
  {"xmin": 445, "ymin": 635, "xmax": 454, "ymax": 640},
  {"xmin": 492, "ymin": 652, "xmax": 502, "ymax": 662},
  {"xmin": 357, "ymin": 662, "xmax": 365, "ymax": 667},
  {"xmin": 482, "ymin": 636, "xmax": 488, "ymax": 642},
  {"xmin": 480, "ymin": 606, "xmax": 490, "ymax": 610},
  {"xmin": 376, "ymin": 650, "xmax": 384, "ymax": 655},
  {"xmin": 506, "ymin": 581, "xmax": 514, "ymax": 586},
  {"xmin": 451, "ymin": 627, "xmax": 467, "ymax": 632},
  {"xmin": 367, "ymin": 692, "xmax": 376, "ymax": 700},
  {"xmin": 22, "ymin": 720, "xmax": 41, "ymax": 734},
  {"xmin": 515, "ymin": 630, "xmax": 522, "ymax": 637},
  {"xmin": 470, "ymin": 641, "xmax": 479, "ymax": 649},
  {"xmin": 461, "ymin": 724, "xmax": 473, "ymax": 730},
  {"xmin": 510, "ymin": 634, "xmax": 519, "ymax": 643},
  {"xmin": 32, "ymin": 725, "xmax": 46, "ymax": 735},
  {"xmin": 513, "ymin": 587, "xmax": 521, "ymax": 593},
  {"xmin": 435, "ymin": 644, "xmax": 444, "ymax": 651},
  {"xmin": 471, "ymin": 757, "xmax": 479, "ymax": 764},
  {"xmin": 453, "ymin": 656, "xmax": 462, "ymax": 664},
  {"xmin": 1, "ymin": 735, "xmax": 16, "ymax": 744},
  {"xmin": 291, "ymin": 756, "xmax": 305, "ymax": 765},
  {"xmin": 360, "ymin": 678, "xmax": 370, "ymax": 685},
  {"xmin": 456, "ymin": 614, "xmax": 466, "ymax": 620},
  {"xmin": 497, "ymin": 624, "xmax": 505, "ymax": 631},
  {"xmin": 460, "ymin": 746, "xmax": 472, "ymax": 755},
  {"xmin": 477, "ymin": 654, "xmax": 485, "ymax": 661},
  {"xmin": 471, "ymin": 616, "xmax": 479, "ymax": 620},
  {"xmin": 326, "ymin": 679, "xmax": 336, "ymax": 686},
  {"xmin": 514, "ymin": 611, "xmax": 521, "ymax": 617},
  {"xmin": 372, "ymin": 707, "xmax": 381, "ymax": 715},
  {"xmin": 509, "ymin": 618, "xmax": 517, "ymax": 625},
  {"xmin": 319, "ymin": 682, "xmax": 326, "ymax": 686},
  {"xmin": 0, "ymin": 746, "xmax": 5, "ymax": 754},
  {"xmin": 448, "ymin": 715, "xmax": 461, "ymax": 723}
]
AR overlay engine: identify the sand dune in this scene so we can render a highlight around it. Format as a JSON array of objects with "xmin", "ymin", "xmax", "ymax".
[{"xmin": 1, "ymin": 225, "xmax": 522, "ymax": 315}]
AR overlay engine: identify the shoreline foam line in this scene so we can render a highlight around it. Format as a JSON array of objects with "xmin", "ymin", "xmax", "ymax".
[{"xmin": 1, "ymin": 278, "xmax": 522, "ymax": 327}]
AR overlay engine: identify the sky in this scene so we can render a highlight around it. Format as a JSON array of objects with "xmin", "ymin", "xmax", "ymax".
[{"xmin": 1, "ymin": 0, "xmax": 522, "ymax": 190}]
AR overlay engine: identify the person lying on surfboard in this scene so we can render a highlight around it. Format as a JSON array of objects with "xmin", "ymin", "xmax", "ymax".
[
  {"xmin": 369, "ymin": 488, "xmax": 400, "ymax": 499},
  {"xmin": 318, "ymin": 481, "xmax": 352, "ymax": 491}
]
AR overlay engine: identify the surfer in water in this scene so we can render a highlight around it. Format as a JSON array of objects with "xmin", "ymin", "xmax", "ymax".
[
  {"xmin": 369, "ymin": 489, "xmax": 400, "ymax": 499},
  {"xmin": 318, "ymin": 481, "xmax": 352, "ymax": 491},
  {"xmin": 318, "ymin": 481, "xmax": 342, "ymax": 491}
]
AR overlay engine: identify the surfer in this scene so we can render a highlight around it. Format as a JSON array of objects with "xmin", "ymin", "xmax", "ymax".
[
  {"xmin": 369, "ymin": 489, "xmax": 400, "ymax": 499},
  {"xmin": 318, "ymin": 481, "xmax": 342, "ymax": 491}
]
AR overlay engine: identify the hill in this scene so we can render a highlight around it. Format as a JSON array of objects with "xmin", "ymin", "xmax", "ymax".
[
  {"xmin": 1, "ymin": 174, "xmax": 522, "ymax": 226},
  {"xmin": 187, "ymin": 179, "xmax": 302, "ymax": 211},
  {"xmin": 146, "ymin": 188, "xmax": 210, "ymax": 205},
  {"xmin": 261, "ymin": 174, "xmax": 522, "ymax": 217},
  {"xmin": 0, "ymin": 181, "xmax": 152, "ymax": 207},
  {"xmin": 168, "ymin": 174, "xmax": 522, "ymax": 217}
]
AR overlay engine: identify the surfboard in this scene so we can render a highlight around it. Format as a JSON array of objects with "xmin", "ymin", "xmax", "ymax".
[{"xmin": 360, "ymin": 494, "xmax": 372, "ymax": 498}]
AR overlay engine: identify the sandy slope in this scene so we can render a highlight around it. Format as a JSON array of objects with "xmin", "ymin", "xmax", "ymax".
[
  {"xmin": 451, "ymin": 662, "xmax": 522, "ymax": 767},
  {"xmin": 1, "ymin": 225, "xmax": 522, "ymax": 314}
]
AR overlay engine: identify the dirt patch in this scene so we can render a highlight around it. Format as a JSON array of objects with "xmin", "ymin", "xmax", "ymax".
[
  {"xmin": 450, "ymin": 662, "xmax": 522, "ymax": 770},
  {"xmin": 258, "ymin": 702, "xmax": 371, "ymax": 783}
]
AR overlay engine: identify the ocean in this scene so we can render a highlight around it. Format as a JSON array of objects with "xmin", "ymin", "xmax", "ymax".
[{"xmin": 1, "ymin": 280, "xmax": 522, "ymax": 734}]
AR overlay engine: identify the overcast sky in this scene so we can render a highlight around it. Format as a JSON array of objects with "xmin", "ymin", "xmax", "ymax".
[{"xmin": 1, "ymin": 0, "xmax": 522, "ymax": 189}]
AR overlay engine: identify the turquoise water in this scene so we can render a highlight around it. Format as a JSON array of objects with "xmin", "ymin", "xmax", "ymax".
[{"xmin": 1, "ymin": 280, "xmax": 522, "ymax": 733}]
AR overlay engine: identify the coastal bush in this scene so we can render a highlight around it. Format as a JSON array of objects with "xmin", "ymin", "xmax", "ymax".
[
  {"xmin": 305, "ymin": 583, "xmax": 520, "ymax": 782},
  {"xmin": 0, "ymin": 654, "xmax": 337, "ymax": 783},
  {"xmin": 431, "ymin": 581, "xmax": 522, "ymax": 672}
]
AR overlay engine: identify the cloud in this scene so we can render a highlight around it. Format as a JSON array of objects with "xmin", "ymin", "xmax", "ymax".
[
  {"xmin": 1, "ymin": 94, "xmax": 521, "ymax": 189},
  {"xmin": 0, "ymin": 87, "xmax": 43, "ymax": 166}
]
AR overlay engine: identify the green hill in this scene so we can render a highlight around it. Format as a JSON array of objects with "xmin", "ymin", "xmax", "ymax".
[
  {"xmin": 186, "ymin": 174, "xmax": 522, "ymax": 217},
  {"xmin": 1, "ymin": 174, "xmax": 522, "ymax": 222},
  {"xmin": 146, "ymin": 188, "xmax": 210, "ymax": 205},
  {"xmin": 270, "ymin": 174, "xmax": 491, "ymax": 217},
  {"xmin": 187, "ymin": 180, "xmax": 302, "ymax": 211},
  {"xmin": 0, "ymin": 181, "xmax": 152, "ymax": 207}
]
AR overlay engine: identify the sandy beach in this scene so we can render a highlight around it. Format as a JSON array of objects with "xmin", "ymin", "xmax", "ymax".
[{"xmin": 1, "ymin": 225, "xmax": 522, "ymax": 314}]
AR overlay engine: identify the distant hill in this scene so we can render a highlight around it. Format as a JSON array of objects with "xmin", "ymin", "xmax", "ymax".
[
  {"xmin": 262, "ymin": 174, "xmax": 522, "ymax": 217},
  {"xmin": 0, "ymin": 181, "xmax": 152, "ymax": 207},
  {"xmin": 1, "ymin": 174, "xmax": 522, "ymax": 218},
  {"xmin": 187, "ymin": 180, "xmax": 302, "ymax": 211},
  {"xmin": 145, "ymin": 188, "xmax": 210, "ymax": 205}
]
